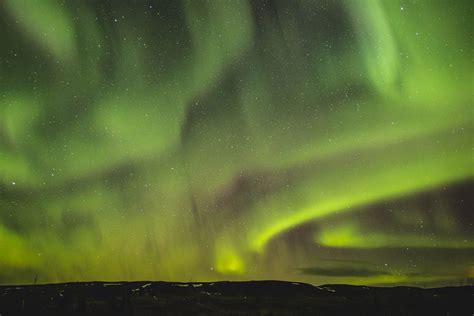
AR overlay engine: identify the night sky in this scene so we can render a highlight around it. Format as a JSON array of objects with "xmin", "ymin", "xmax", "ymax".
[{"xmin": 0, "ymin": 0, "xmax": 473, "ymax": 286}]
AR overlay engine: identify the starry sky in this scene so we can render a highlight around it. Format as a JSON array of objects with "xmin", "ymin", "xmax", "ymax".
[{"xmin": 0, "ymin": 0, "xmax": 473, "ymax": 286}]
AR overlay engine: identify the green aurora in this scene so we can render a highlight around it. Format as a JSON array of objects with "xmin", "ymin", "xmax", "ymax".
[{"xmin": 0, "ymin": 0, "xmax": 473, "ymax": 286}]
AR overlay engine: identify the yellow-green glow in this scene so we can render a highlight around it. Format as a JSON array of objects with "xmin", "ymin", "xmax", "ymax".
[
  {"xmin": 247, "ymin": 127, "xmax": 472, "ymax": 252},
  {"xmin": 215, "ymin": 246, "xmax": 246, "ymax": 275},
  {"xmin": 317, "ymin": 223, "xmax": 474, "ymax": 249},
  {"xmin": 0, "ymin": 0, "xmax": 472, "ymax": 286}
]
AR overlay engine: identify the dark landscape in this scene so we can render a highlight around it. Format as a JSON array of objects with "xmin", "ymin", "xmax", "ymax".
[{"xmin": 0, "ymin": 281, "xmax": 472, "ymax": 316}]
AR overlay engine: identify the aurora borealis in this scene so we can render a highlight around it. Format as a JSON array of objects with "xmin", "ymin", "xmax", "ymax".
[{"xmin": 0, "ymin": 0, "xmax": 473, "ymax": 286}]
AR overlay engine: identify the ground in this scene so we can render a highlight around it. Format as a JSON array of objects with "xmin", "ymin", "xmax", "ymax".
[{"xmin": 0, "ymin": 281, "xmax": 472, "ymax": 315}]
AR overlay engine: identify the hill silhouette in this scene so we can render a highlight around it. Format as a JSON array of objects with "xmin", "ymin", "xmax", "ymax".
[{"xmin": 0, "ymin": 280, "xmax": 472, "ymax": 315}]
